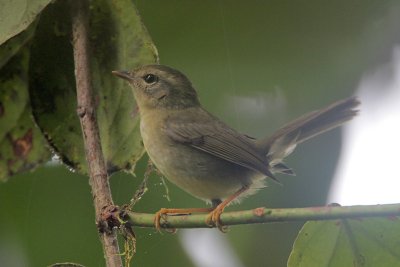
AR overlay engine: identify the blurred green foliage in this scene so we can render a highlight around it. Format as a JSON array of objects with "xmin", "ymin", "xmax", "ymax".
[{"xmin": 1, "ymin": 0, "xmax": 400, "ymax": 266}]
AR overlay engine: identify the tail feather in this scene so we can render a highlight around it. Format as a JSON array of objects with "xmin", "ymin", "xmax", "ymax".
[
  {"xmin": 257, "ymin": 97, "xmax": 360, "ymax": 167},
  {"xmin": 273, "ymin": 162, "xmax": 296, "ymax": 176}
]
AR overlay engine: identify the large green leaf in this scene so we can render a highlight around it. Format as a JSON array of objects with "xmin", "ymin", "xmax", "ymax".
[
  {"xmin": 29, "ymin": 0, "xmax": 158, "ymax": 175},
  {"xmin": 0, "ymin": 0, "xmax": 52, "ymax": 45},
  {"xmin": 288, "ymin": 218, "xmax": 400, "ymax": 267}
]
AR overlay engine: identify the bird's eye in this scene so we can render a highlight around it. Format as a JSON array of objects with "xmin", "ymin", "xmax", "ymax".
[{"xmin": 143, "ymin": 74, "xmax": 158, "ymax": 84}]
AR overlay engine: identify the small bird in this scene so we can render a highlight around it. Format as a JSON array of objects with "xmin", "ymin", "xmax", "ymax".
[{"xmin": 112, "ymin": 65, "xmax": 360, "ymax": 231}]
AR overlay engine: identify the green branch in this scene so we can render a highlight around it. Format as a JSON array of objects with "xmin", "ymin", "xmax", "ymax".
[{"xmin": 126, "ymin": 203, "xmax": 400, "ymax": 229}]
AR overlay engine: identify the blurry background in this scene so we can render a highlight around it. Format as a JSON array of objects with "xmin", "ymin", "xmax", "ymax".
[{"xmin": 1, "ymin": 1, "xmax": 400, "ymax": 266}]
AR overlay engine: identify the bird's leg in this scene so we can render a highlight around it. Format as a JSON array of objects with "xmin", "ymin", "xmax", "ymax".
[
  {"xmin": 154, "ymin": 207, "xmax": 214, "ymax": 232},
  {"xmin": 205, "ymin": 186, "xmax": 249, "ymax": 231},
  {"xmin": 155, "ymin": 186, "xmax": 249, "ymax": 232}
]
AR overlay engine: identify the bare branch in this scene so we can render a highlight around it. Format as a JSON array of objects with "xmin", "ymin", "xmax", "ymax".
[{"xmin": 70, "ymin": 1, "xmax": 122, "ymax": 266}]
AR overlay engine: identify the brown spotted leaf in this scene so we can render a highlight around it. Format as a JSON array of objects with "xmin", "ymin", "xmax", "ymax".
[{"xmin": 0, "ymin": 40, "xmax": 50, "ymax": 181}]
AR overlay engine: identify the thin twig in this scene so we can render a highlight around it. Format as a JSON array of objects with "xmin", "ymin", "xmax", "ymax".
[
  {"xmin": 129, "ymin": 160, "xmax": 152, "ymax": 208},
  {"xmin": 70, "ymin": 1, "xmax": 122, "ymax": 266},
  {"xmin": 126, "ymin": 203, "xmax": 400, "ymax": 229}
]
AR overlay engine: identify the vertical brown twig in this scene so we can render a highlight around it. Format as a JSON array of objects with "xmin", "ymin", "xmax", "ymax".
[{"xmin": 70, "ymin": 1, "xmax": 123, "ymax": 266}]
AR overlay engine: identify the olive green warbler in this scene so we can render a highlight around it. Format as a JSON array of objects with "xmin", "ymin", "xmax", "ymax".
[{"xmin": 112, "ymin": 65, "xmax": 359, "ymax": 230}]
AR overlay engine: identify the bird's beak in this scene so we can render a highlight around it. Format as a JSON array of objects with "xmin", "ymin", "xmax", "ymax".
[{"xmin": 112, "ymin": 70, "xmax": 134, "ymax": 81}]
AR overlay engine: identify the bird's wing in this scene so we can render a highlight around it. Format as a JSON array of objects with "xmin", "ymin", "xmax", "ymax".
[{"xmin": 165, "ymin": 115, "xmax": 278, "ymax": 181}]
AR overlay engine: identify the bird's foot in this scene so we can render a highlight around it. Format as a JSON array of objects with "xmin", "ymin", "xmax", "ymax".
[
  {"xmin": 154, "ymin": 207, "xmax": 213, "ymax": 232},
  {"xmin": 205, "ymin": 207, "xmax": 228, "ymax": 232},
  {"xmin": 154, "ymin": 208, "xmax": 169, "ymax": 232}
]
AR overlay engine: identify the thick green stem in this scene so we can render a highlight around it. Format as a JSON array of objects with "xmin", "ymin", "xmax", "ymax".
[{"xmin": 126, "ymin": 203, "xmax": 400, "ymax": 229}]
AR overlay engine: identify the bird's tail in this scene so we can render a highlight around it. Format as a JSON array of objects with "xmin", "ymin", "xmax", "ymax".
[{"xmin": 256, "ymin": 97, "xmax": 360, "ymax": 175}]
